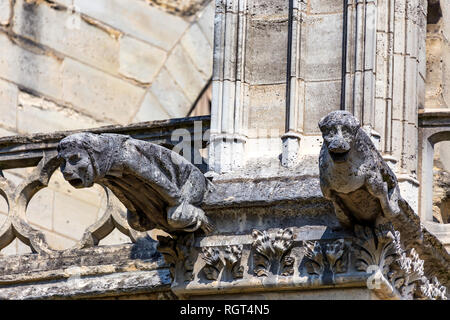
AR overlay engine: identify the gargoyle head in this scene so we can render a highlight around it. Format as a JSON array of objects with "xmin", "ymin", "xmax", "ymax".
[
  {"xmin": 318, "ymin": 111, "xmax": 360, "ymax": 163},
  {"xmin": 57, "ymin": 133, "xmax": 114, "ymax": 188}
]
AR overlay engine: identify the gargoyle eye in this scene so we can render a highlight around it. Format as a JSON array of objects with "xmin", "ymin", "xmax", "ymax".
[
  {"xmin": 321, "ymin": 126, "xmax": 331, "ymax": 133},
  {"xmin": 68, "ymin": 154, "xmax": 80, "ymax": 165}
]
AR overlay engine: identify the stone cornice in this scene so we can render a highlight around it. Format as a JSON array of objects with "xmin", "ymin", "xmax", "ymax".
[
  {"xmin": 147, "ymin": 0, "xmax": 210, "ymax": 17},
  {"xmin": 0, "ymin": 115, "xmax": 210, "ymax": 169}
]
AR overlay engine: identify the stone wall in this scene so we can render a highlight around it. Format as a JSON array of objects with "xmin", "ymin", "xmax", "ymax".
[
  {"xmin": 425, "ymin": 0, "xmax": 450, "ymax": 225},
  {"xmin": 0, "ymin": 0, "xmax": 214, "ymax": 254}
]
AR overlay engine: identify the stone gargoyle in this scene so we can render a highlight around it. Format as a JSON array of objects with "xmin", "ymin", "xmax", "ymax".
[
  {"xmin": 318, "ymin": 110, "xmax": 402, "ymax": 229},
  {"xmin": 318, "ymin": 110, "xmax": 450, "ymax": 289},
  {"xmin": 57, "ymin": 132, "xmax": 214, "ymax": 235}
]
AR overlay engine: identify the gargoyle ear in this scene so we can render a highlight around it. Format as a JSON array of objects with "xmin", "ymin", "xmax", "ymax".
[
  {"xmin": 318, "ymin": 115, "xmax": 327, "ymax": 130},
  {"xmin": 56, "ymin": 144, "xmax": 63, "ymax": 161},
  {"xmin": 350, "ymin": 115, "xmax": 361, "ymax": 130},
  {"xmin": 85, "ymin": 133, "xmax": 105, "ymax": 153}
]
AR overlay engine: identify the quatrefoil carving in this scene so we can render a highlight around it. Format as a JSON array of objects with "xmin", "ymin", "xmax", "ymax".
[{"xmin": 0, "ymin": 152, "xmax": 145, "ymax": 256}]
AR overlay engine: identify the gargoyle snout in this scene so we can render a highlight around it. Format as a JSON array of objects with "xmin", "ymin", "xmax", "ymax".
[
  {"xmin": 328, "ymin": 138, "xmax": 350, "ymax": 153},
  {"xmin": 62, "ymin": 170, "xmax": 76, "ymax": 180},
  {"xmin": 61, "ymin": 165, "xmax": 77, "ymax": 179}
]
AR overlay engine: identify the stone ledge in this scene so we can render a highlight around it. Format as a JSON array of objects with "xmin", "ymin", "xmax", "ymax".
[
  {"xmin": 0, "ymin": 269, "xmax": 172, "ymax": 300},
  {"xmin": 418, "ymin": 108, "xmax": 450, "ymax": 127},
  {"xmin": 172, "ymin": 272, "xmax": 400, "ymax": 300},
  {"xmin": 0, "ymin": 115, "xmax": 210, "ymax": 169},
  {"xmin": 0, "ymin": 241, "xmax": 173, "ymax": 299},
  {"xmin": 148, "ymin": 0, "xmax": 210, "ymax": 17},
  {"xmin": 0, "ymin": 242, "xmax": 165, "ymax": 283}
]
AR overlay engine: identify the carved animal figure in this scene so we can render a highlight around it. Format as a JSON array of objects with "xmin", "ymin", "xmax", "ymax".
[
  {"xmin": 57, "ymin": 132, "xmax": 214, "ymax": 234},
  {"xmin": 318, "ymin": 111, "xmax": 401, "ymax": 229}
]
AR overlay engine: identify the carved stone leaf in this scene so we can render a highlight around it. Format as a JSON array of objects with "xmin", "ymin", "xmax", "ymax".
[
  {"xmin": 325, "ymin": 239, "xmax": 348, "ymax": 274},
  {"xmin": 252, "ymin": 229, "xmax": 272, "ymax": 258},
  {"xmin": 224, "ymin": 245, "xmax": 244, "ymax": 279},
  {"xmin": 201, "ymin": 247, "xmax": 223, "ymax": 281},
  {"xmin": 252, "ymin": 229, "xmax": 271, "ymax": 277},
  {"xmin": 253, "ymin": 254, "xmax": 270, "ymax": 277},
  {"xmin": 273, "ymin": 228, "xmax": 295, "ymax": 258},
  {"xmin": 252, "ymin": 228, "xmax": 295, "ymax": 277},
  {"xmin": 157, "ymin": 234, "xmax": 195, "ymax": 282},
  {"xmin": 304, "ymin": 241, "xmax": 324, "ymax": 276},
  {"xmin": 418, "ymin": 277, "xmax": 448, "ymax": 300},
  {"xmin": 353, "ymin": 224, "xmax": 398, "ymax": 277}
]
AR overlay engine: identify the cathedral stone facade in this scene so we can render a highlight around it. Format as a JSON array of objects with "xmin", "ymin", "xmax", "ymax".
[{"xmin": 0, "ymin": 0, "xmax": 448, "ymax": 300}]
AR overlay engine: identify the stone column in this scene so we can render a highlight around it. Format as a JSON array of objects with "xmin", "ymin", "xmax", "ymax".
[
  {"xmin": 282, "ymin": 0, "xmax": 306, "ymax": 167},
  {"xmin": 209, "ymin": 0, "xmax": 248, "ymax": 174},
  {"xmin": 443, "ymin": 2, "xmax": 450, "ymax": 110},
  {"xmin": 283, "ymin": 0, "xmax": 345, "ymax": 161},
  {"xmin": 425, "ymin": 1, "xmax": 450, "ymax": 172},
  {"xmin": 209, "ymin": 0, "xmax": 290, "ymax": 173},
  {"xmin": 344, "ymin": 0, "xmax": 378, "ymax": 138},
  {"xmin": 389, "ymin": 0, "xmax": 426, "ymax": 210},
  {"xmin": 343, "ymin": 0, "xmax": 427, "ymax": 211}
]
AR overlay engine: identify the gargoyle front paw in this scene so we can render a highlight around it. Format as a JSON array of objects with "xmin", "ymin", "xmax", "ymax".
[
  {"xmin": 199, "ymin": 212, "xmax": 215, "ymax": 235},
  {"xmin": 388, "ymin": 200, "xmax": 401, "ymax": 216}
]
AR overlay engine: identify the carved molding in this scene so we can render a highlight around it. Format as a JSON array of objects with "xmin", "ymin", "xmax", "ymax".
[
  {"xmin": 0, "ymin": 153, "xmax": 143, "ymax": 256},
  {"xmin": 352, "ymin": 224, "xmax": 447, "ymax": 300},
  {"xmin": 157, "ymin": 234, "xmax": 195, "ymax": 282},
  {"xmin": 199, "ymin": 245, "xmax": 244, "ymax": 281},
  {"xmin": 304, "ymin": 239, "xmax": 348, "ymax": 276},
  {"xmin": 201, "ymin": 247, "xmax": 222, "ymax": 281},
  {"xmin": 304, "ymin": 241, "xmax": 324, "ymax": 276},
  {"xmin": 352, "ymin": 224, "xmax": 398, "ymax": 276},
  {"xmin": 252, "ymin": 228, "xmax": 295, "ymax": 277},
  {"xmin": 162, "ymin": 225, "xmax": 447, "ymax": 300},
  {"xmin": 223, "ymin": 245, "xmax": 244, "ymax": 280}
]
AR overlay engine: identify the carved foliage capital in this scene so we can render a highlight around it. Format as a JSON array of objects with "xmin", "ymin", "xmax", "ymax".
[
  {"xmin": 252, "ymin": 228, "xmax": 296, "ymax": 277},
  {"xmin": 157, "ymin": 233, "xmax": 195, "ymax": 282},
  {"xmin": 200, "ymin": 245, "xmax": 244, "ymax": 281},
  {"xmin": 352, "ymin": 224, "xmax": 447, "ymax": 300},
  {"xmin": 304, "ymin": 239, "xmax": 349, "ymax": 276}
]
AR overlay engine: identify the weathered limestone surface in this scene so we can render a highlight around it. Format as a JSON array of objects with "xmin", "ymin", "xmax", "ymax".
[
  {"xmin": 119, "ymin": 36, "xmax": 167, "ymax": 84},
  {"xmin": 0, "ymin": 0, "xmax": 448, "ymax": 303},
  {"xmin": 318, "ymin": 111, "xmax": 401, "ymax": 229},
  {"xmin": 0, "ymin": 241, "xmax": 173, "ymax": 300},
  {"xmin": 149, "ymin": 0, "xmax": 210, "ymax": 17},
  {"xmin": 318, "ymin": 111, "xmax": 449, "ymax": 289},
  {"xmin": 0, "ymin": 0, "xmax": 11, "ymax": 26},
  {"xmin": 57, "ymin": 132, "xmax": 213, "ymax": 234},
  {"xmin": 0, "ymin": 0, "xmax": 214, "ymax": 137},
  {"xmin": 0, "ymin": 79, "xmax": 18, "ymax": 131},
  {"xmin": 0, "ymin": 116, "xmax": 209, "ymax": 258},
  {"xmin": 17, "ymin": 91, "xmax": 107, "ymax": 134},
  {"xmin": 61, "ymin": 58, "xmax": 146, "ymax": 124},
  {"xmin": 74, "ymin": 0, "xmax": 189, "ymax": 51},
  {"xmin": 13, "ymin": 0, "xmax": 120, "ymax": 74},
  {"xmin": 133, "ymin": 92, "xmax": 171, "ymax": 123}
]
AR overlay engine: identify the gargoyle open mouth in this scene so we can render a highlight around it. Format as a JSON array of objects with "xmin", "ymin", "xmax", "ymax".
[
  {"xmin": 329, "ymin": 150, "xmax": 350, "ymax": 162},
  {"xmin": 68, "ymin": 178, "xmax": 84, "ymax": 188}
]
